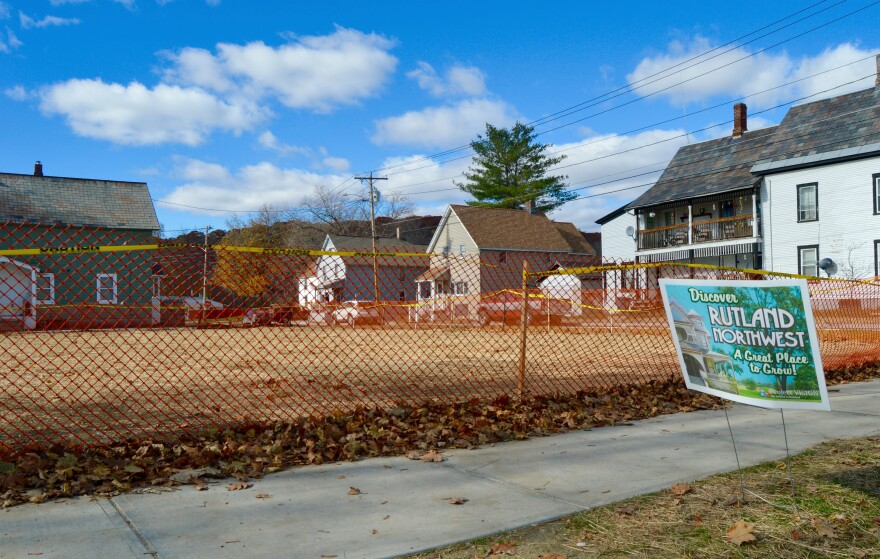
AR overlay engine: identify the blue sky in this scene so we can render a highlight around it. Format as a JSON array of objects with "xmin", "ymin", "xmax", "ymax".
[{"xmin": 2, "ymin": 0, "xmax": 879, "ymax": 236}]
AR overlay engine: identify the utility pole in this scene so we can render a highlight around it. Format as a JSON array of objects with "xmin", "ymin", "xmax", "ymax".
[
  {"xmin": 200, "ymin": 226, "xmax": 211, "ymax": 327},
  {"xmin": 354, "ymin": 173, "xmax": 387, "ymax": 304}
]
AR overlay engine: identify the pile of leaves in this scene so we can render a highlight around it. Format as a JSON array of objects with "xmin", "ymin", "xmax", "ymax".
[{"xmin": 0, "ymin": 363, "xmax": 876, "ymax": 508}]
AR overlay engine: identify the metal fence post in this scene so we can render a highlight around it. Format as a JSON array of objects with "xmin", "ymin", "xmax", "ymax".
[{"xmin": 518, "ymin": 260, "xmax": 530, "ymax": 399}]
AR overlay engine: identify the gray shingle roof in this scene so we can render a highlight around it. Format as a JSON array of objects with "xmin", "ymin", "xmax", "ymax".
[
  {"xmin": 626, "ymin": 127, "xmax": 777, "ymax": 209},
  {"xmin": 326, "ymin": 234, "xmax": 428, "ymax": 267},
  {"xmin": 0, "ymin": 172, "xmax": 160, "ymax": 230},
  {"xmin": 754, "ymin": 88, "xmax": 880, "ymax": 167},
  {"xmin": 450, "ymin": 205, "xmax": 593, "ymax": 253}
]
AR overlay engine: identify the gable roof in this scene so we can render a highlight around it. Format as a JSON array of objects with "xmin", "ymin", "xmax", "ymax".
[
  {"xmin": 626, "ymin": 126, "xmax": 777, "ymax": 210},
  {"xmin": 443, "ymin": 205, "xmax": 592, "ymax": 253},
  {"xmin": 752, "ymin": 88, "xmax": 880, "ymax": 174},
  {"xmin": 0, "ymin": 172, "xmax": 159, "ymax": 230},
  {"xmin": 324, "ymin": 234, "xmax": 428, "ymax": 267}
]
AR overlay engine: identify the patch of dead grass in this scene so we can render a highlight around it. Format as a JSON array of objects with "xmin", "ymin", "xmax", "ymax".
[{"xmin": 410, "ymin": 436, "xmax": 880, "ymax": 558}]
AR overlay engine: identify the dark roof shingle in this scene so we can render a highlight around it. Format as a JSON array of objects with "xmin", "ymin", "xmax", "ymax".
[
  {"xmin": 626, "ymin": 126, "xmax": 777, "ymax": 209},
  {"xmin": 0, "ymin": 172, "xmax": 159, "ymax": 230},
  {"xmin": 450, "ymin": 205, "xmax": 592, "ymax": 253},
  {"xmin": 755, "ymin": 88, "xmax": 880, "ymax": 165}
]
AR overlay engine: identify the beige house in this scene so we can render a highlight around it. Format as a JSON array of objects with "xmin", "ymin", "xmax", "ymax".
[{"xmin": 413, "ymin": 204, "xmax": 596, "ymax": 323}]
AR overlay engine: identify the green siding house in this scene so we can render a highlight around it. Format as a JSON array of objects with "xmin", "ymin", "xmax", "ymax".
[{"xmin": 0, "ymin": 164, "xmax": 160, "ymax": 330}]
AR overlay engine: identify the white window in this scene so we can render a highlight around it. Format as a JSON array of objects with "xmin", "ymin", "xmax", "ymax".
[
  {"xmin": 797, "ymin": 183, "xmax": 818, "ymax": 222},
  {"xmin": 96, "ymin": 273, "xmax": 118, "ymax": 304},
  {"xmin": 874, "ymin": 174, "xmax": 880, "ymax": 215},
  {"xmin": 36, "ymin": 273, "xmax": 54, "ymax": 305},
  {"xmin": 459, "ymin": 244, "xmax": 466, "ymax": 255},
  {"xmin": 453, "ymin": 281, "xmax": 469, "ymax": 295},
  {"xmin": 798, "ymin": 246, "xmax": 819, "ymax": 277}
]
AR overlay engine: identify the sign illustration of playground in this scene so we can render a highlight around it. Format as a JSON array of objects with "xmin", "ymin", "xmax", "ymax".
[{"xmin": 659, "ymin": 278, "xmax": 830, "ymax": 411}]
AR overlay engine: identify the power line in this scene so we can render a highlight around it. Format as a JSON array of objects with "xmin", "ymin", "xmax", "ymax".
[{"xmin": 368, "ymin": 0, "xmax": 863, "ymax": 176}]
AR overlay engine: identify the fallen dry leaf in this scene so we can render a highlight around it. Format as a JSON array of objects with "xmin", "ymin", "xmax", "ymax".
[
  {"xmin": 486, "ymin": 541, "xmax": 517, "ymax": 555},
  {"xmin": 692, "ymin": 514, "xmax": 703, "ymax": 525},
  {"xmin": 191, "ymin": 476, "xmax": 208, "ymax": 491},
  {"xmin": 419, "ymin": 450, "xmax": 444, "ymax": 462},
  {"xmin": 726, "ymin": 519, "xmax": 757, "ymax": 546},
  {"xmin": 670, "ymin": 483, "xmax": 693, "ymax": 496},
  {"xmin": 320, "ymin": 555, "xmax": 337, "ymax": 558},
  {"xmin": 724, "ymin": 495, "xmax": 741, "ymax": 507},
  {"xmin": 348, "ymin": 486, "xmax": 362, "ymax": 496},
  {"xmin": 448, "ymin": 497, "xmax": 468, "ymax": 505},
  {"xmin": 255, "ymin": 493, "xmax": 271, "ymax": 499},
  {"xmin": 615, "ymin": 505, "xmax": 635, "ymax": 516},
  {"xmin": 371, "ymin": 529, "xmax": 377, "ymax": 535},
  {"xmin": 812, "ymin": 517, "xmax": 837, "ymax": 538},
  {"xmin": 337, "ymin": 475, "xmax": 345, "ymax": 479},
  {"xmin": 537, "ymin": 554, "xmax": 566, "ymax": 559},
  {"xmin": 226, "ymin": 482, "xmax": 251, "ymax": 491},
  {"xmin": 790, "ymin": 528, "xmax": 801, "ymax": 541}
]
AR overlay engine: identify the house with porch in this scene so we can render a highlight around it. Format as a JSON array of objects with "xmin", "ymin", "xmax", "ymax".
[
  {"xmin": 601, "ymin": 55, "xmax": 880, "ymax": 309},
  {"xmin": 0, "ymin": 163, "xmax": 160, "ymax": 330},
  {"xmin": 413, "ymin": 204, "xmax": 597, "ymax": 323},
  {"xmin": 297, "ymin": 234, "xmax": 429, "ymax": 308}
]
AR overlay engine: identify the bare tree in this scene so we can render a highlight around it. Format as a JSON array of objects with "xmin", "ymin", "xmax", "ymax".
[
  {"xmin": 300, "ymin": 184, "xmax": 415, "ymax": 236},
  {"xmin": 837, "ymin": 241, "xmax": 872, "ymax": 280}
]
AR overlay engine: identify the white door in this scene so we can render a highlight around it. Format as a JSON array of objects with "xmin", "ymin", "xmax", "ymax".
[{"xmin": 0, "ymin": 260, "xmax": 32, "ymax": 318}]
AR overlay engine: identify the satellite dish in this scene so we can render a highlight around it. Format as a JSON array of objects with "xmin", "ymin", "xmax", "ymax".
[
  {"xmin": 817, "ymin": 258, "xmax": 837, "ymax": 277},
  {"xmin": 625, "ymin": 226, "xmax": 636, "ymax": 240}
]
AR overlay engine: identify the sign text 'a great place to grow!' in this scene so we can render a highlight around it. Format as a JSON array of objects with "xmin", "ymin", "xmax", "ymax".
[{"xmin": 659, "ymin": 278, "xmax": 829, "ymax": 411}]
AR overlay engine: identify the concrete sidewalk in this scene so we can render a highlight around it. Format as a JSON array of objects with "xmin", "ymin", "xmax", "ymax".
[{"xmin": 3, "ymin": 380, "xmax": 879, "ymax": 559}]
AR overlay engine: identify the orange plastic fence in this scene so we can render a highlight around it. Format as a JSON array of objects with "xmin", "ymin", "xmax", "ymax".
[{"xmin": 1, "ymin": 222, "xmax": 878, "ymax": 450}]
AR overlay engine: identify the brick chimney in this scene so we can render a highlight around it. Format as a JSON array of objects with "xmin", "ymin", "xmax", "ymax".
[
  {"xmin": 732, "ymin": 103, "xmax": 747, "ymax": 138},
  {"xmin": 34, "ymin": 161, "xmax": 43, "ymax": 176},
  {"xmin": 523, "ymin": 198, "xmax": 536, "ymax": 215},
  {"xmin": 876, "ymin": 53, "xmax": 880, "ymax": 88}
]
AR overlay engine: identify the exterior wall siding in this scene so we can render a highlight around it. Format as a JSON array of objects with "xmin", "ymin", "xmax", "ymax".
[
  {"xmin": 761, "ymin": 156, "xmax": 880, "ymax": 278},
  {"xmin": 434, "ymin": 210, "xmax": 478, "ymax": 256},
  {"xmin": 1, "ymin": 225, "xmax": 155, "ymax": 328},
  {"xmin": 600, "ymin": 211, "xmax": 636, "ymax": 261}
]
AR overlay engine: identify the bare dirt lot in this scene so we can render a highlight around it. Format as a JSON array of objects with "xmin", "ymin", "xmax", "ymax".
[{"xmin": 1, "ymin": 321, "xmax": 877, "ymax": 447}]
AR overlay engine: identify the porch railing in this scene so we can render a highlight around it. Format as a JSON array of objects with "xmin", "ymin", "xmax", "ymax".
[{"xmin": 638, "ymin": 214, "xmax": 754, "ymax": 250}]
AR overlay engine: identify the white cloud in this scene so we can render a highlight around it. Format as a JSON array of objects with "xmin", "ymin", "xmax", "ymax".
[
  {"xmin": 372, "ymin": 98, "xmax": 519, "ymax": 149},
  {"xmin": 39, "ymin": 79, "xmax": 266, "ymax": 146},
  {"xmin": 380, "ymin": 127, "xmax": 689, "ymax": 229},
  {"xmin": 165, "ymin": 27, "xmax": 398, "ymax": 112},
  {"xmin": 163, "ymin": 158, "xmax": 348, "ymax": 213},
  {"xmin": 19, "ymin": 11, "xmax": 80, "ymax": 29},
  {"xmin": 627, "ymin": 37, "xmax": 879, "ymax": 109},
  {"xmin": 113, "ymin": 0, "xmax": 136, "ymax": 9},
  {"xmin": 407, "ymin": 62, "xmax": 486, "ymax": 97},
  {"xmin": 4, "ymin": 85, "xmax": 27, "ymax": 100},
  {"xmin": 164, "ymin": 47, "xmax": 233, "ymax": 92},
  {"xmin": 49, "ymin": 0, "xmax": 91, "ymax": 5},
  {"xmin": 206, "ymin": 0, "xmax": 220, "ymax": 5},
  {"xmin": 321, "ymin": 156, "xmax": 350, "ymax": 172},
  {"xmin": 0, "ymin": 26, "xmax": 21, "ymax": 53},
  {"xmin": 548, "ymin": 129, "xmax": 689, "ymax": 227},
  {"xmin": 257, "ymin": 130, "xmax": 310, "ymax": 156}
]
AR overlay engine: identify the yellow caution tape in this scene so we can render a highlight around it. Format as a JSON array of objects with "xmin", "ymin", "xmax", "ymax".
[{"xmin": 0, "ymin": 242, "xmax": 430, "ymax": 259}]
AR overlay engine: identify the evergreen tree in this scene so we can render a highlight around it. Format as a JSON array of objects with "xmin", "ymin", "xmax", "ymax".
[{"xmin": 456, "ymin": 122, "xmax": 574, "ymax": 213}]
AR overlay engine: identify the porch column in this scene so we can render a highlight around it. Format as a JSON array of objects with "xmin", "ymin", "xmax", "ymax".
[
  {"xmin": 687, "ymin": 203, "xmax": 693, "ymax": 245},
  {"xmin": 751, "ymin": 191, "xmax": 758, "ymax": 238}
]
